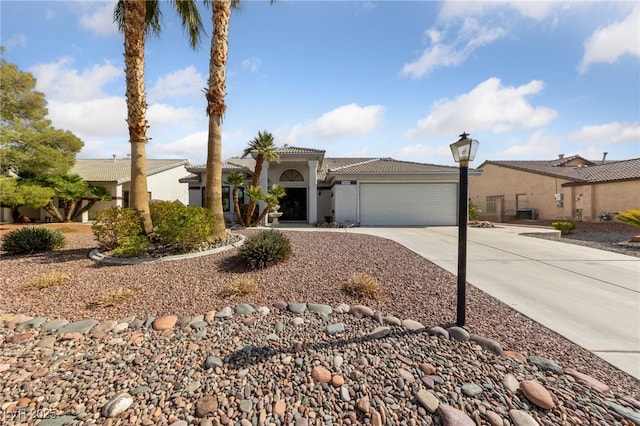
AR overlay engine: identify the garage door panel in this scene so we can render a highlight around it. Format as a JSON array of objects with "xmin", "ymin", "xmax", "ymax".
[{"xmin": 360, "ymin": 183, "xmax": 456, "ymax": 226}]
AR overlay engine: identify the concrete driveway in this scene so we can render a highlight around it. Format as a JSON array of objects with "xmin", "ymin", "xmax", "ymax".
[{"xmin": 336, "ymin": 225, "xmax": 640, "ymax": 379}]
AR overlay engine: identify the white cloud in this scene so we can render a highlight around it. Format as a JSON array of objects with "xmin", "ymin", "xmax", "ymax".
[
  {"xmin": 47, "ymin": 97, "xmax": 127, "ymax": 140},
  {"xmin": 148, "ymin": 66, "xmax": 206, "ymax": 102},
  {"xmin": 78, "ymin": 1, "xmax": 118, "ymax": 37},
  {"xmin": 241, "ymin": 57, "xmax": 262, "ymax": 72},
  {"xmin": 147, "ymin": 104, "xmax": 201, "ymax": 132},
  {"xmin": 284, "ymin": 103, "xmax": 385, "ymax": 143},
  {"xmin": 343, "ymin": 146, "xmax": 371, "ymax": 157},
  {"xmin": 4, "ymin": 34, "xmax": 27, "ymax": 50},
  {"xmin": 45, "ymin": 9, "xmax": 56, "ymax": 21},
  {"xmin": 578, "ymin": 5, "xmax": 640, "ymax": 73},
  {"xmin": 391, "ymin": 144, "xmax": 452, "ymax": 162},
  {"xmin": 499, "ymin": 130, "xmax": 561, "ymax": 158},
  {"xmin": 148, "ymin": 131, "xmax": 208, "ymax": 160},
  {"xmin": 569, "ymin": 122, "xmax": 640, "ymax": 144},
  {"xmin": 400, "ymin": 18, "xmax": 506, "ymax": 79},
  {"xmin": 406, "ymin": 78, "xmax": 557, "ymax": 138},
  {"xmin": 30, "ymin": 57, "xmax": 122, "ymax": 102},
  {"xmin": 439, "ymin": 1, "xmax": 558, "ymax": 21}
]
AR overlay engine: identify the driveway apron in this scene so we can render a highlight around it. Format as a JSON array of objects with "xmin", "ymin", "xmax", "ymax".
[{"xmin": 339, "ymin": 225, "xmax": 640, "ymax": 380}]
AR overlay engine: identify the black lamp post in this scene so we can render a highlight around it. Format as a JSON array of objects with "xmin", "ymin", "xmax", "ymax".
[{"xmin": 450, "ymin": 132, "xmax": 479, "ymax": 327}]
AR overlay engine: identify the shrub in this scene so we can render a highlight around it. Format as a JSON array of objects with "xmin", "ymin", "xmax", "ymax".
[
  {"xmin": 24, "ymin": 270, "xmax": 70, "ymax": 290},
  {"xmin": 150, "ymin": 201, "xmax": 215, "ymax": 252},
  {"xmin": 238, "ymin": 229, "xmax": 291, "ymax": 269},
  {"xmin": 111, "ymin": 235, "xmax": 150, "ymax": 258},
  {"xmin": 92, "ymin": 286, "xmax": 135, "ymax": 308},
  {"xmin": 469, "ymin": 201, "xmax": 481, "ymax": 221},
  {"xmin": 92, "ymin": 207, "xmax": 143, "ymax": 250},
  {"xmin": 616, "ymin": 209, "xmax": 640, "ymax": 229},
  {"xmin": 552, "ymin": 221, "xmax": 576, "ymax": 235},
  {"xmin": 1, "ymin": 227, "xmax": 66, "ymax": 254},
  {"xmin": 342, "ymin": 272, "xmax": 382, "ymax": 300},
  {"xmin": 220, "ymin": 277, "xmax": 258, "ymax": 298}
]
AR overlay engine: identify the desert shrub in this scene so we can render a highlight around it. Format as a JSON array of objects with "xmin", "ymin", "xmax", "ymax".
[
  {"xmin": 92, "ymin": 286, "xmax": 135, "ymax": 308},
  {"xmin": 469, "ymin": 201, "xmax": 481, "ymax": 221},
  {"xmin": 616, "ymin": 209, "xmax": 640, "ymax": 229},
  {"xmin": 111, "ymin": 235, "xmax": 150, "ymax": 258},
  {"xmin": 220, "ymin": 277, "xmax": 258, "ymax": 298},
  {"xmin": 92, "ymin": 207, "xmax": 143, "ymax": 250},
  {"xmin": 552, "ymin": 221, "xmax": 576, "ymax": 235},
  {"xmin": 150, "ymin": 201, "xmax": 215, "ymax": 252},
  {"xmin": 24, "ymin": 270, "xmax": 70, "ymax": 290},
  {"xmin": 238, "ymin": 229, "xmax": 291, "ymax": 269},
  {"xmin": 342, "ymin": 272, "xmax": 382, "ymax": 300},
  {"xmin": 1, "ymin": 227, "xmax": 66, "ymax": 254}
]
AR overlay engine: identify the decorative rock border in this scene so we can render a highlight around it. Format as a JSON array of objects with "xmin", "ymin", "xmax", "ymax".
[{"xmin": 88, "ymin": 233, "xmax": 245, "ymax": 265}]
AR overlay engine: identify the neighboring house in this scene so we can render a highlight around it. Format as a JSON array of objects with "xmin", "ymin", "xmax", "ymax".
[
  {"xmin": 470, "ymin": 154, "xmax": 640, "ymax": 222},
  {"xmin": 182, "ymin": 145, "xmax": 467, "ymax": 226},
  {"xmin": 9, "ymin": 158, "xmax": 190, "ymax": 223}
]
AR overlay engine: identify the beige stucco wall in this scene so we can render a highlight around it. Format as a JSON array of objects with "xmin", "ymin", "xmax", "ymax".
[
  {"xmin": 470, "ymin": 164, "xmax": 573, "ymax": 221},
  {"xmin": 566, "ymin": 180, "xmax": 640, "ymax": 221}
]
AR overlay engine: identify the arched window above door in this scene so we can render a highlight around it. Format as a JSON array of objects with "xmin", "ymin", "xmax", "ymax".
[{"xmin": 280, "ymin": 169, "xmax": 304, "ymax": 182}]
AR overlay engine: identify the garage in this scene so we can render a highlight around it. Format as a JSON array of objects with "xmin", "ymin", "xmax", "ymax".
[{"xmin": 359, "ymin": 183, "xmax": 457, "ymax": 226}]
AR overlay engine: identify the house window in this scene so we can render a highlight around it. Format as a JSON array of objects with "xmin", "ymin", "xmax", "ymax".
[
  {"xmin": 280, "ymin": 169, "xmax": 304, "ymax": 182},
  {"xmin": 202, "ymin": 187, "xmax": 245, "ymax": 212},
  {"xmin": 223, "ymin": 186, "xmax": 230, "ymax": 212},
  {"xmin": 516, "ymin": 194, "xmax": 528, "ymax": 209},
  {"xmin": 486, "ymin": 195, "xmax": 502, "ymax": 213},
  {"xmin": 123, "ymin": 191, "xmax": 151, "ymax": 208}
]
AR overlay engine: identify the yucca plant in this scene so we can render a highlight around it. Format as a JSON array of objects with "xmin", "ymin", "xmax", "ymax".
[
  {"xmin": 616, "ymin": 209, "xmax": 640, "ymax": 229},
  {"xmin": 1, "ymin": 227, "xmax": 66, "ymax": 254}
]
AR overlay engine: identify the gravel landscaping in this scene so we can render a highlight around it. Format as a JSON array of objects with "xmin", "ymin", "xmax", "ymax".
[{"xmin": 1, "ymin": 224, "xmax": 639, "ymax": 424}]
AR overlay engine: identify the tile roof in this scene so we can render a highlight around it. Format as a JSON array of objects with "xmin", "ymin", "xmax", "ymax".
[
  {"xmin": 276, "ymin": 145, "xmax": 325, "ymax": 155},
  {"xmin": 186, "ymin": 159, "xmax": 255, "ymax": 174},
  {"xmin": 481, "ymin": 156, "xmax": 640, "ymax": 184},
  {"xmin": 326, "ymin": 158, "xmax": 459, "ymax": 175},
  {"xmin": 569, "ymin": 157, "xmax": 640, "ymax": 184},
  {"xmin": 72, "ymin": 159, "xmax": 188, "ymax": 183}
]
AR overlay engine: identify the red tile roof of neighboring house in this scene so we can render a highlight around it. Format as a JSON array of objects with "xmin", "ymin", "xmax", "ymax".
[{"xmin": 479, "ymin": 156, "xmax": 640, "ymax": 185}]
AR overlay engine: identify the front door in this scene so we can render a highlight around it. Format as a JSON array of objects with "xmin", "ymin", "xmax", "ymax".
[{"xmin": 280, "ymin": 188, "xmax": 307, "ymax": 221}]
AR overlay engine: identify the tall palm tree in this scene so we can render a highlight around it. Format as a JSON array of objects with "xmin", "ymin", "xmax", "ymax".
[
  {"xmin": 225, "ymin": 171, "xmax": 246, "ymax": 226},
  {"xmin": 115, "ymin": 0, "xmax": 204, "ymax": 235},
  {"xmin": 203, "ymin": 0, "xmax": 236, "ymax": 241},
  {"xmin": 241, "ymin": 130, "xmax": 280, "ymax": 224}
]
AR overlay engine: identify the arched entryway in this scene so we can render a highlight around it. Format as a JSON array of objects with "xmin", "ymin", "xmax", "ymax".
[{"xmin": 279, "ymin": 169, "xmax": 307, "ymax": 221}]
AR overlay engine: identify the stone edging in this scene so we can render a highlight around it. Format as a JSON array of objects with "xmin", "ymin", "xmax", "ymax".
[{"xmin": 88, "ymin": 233, "xmax": 245, "ymax": 265}]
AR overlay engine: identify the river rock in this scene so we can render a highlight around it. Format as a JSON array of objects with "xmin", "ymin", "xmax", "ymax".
[
  {"xmin": 520, "ymin": 380, "xmax": 554, "ymax": 410},
  {"xmin": 101, "ymin": 393, "xmax": 133, "ymax": 418}
]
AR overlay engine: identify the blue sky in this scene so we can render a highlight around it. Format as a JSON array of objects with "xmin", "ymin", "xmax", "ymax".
[{"xmin": 2, "ymin": 1, "xmax": 639, "ymax": 167}]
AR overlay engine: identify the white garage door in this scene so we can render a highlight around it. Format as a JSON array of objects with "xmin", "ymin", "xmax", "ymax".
[{"xmin": 359, "ymin": 183, "xmax": 457, "ymax": 226}]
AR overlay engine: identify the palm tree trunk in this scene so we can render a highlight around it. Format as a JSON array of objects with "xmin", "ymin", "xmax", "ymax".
[
  {"xmin": 245, "ymin": 153, "xmax": 263, "ymax": 224},
  {"xmin": 232, "ymin": 186, "xmax": 244, "ymax": 226},
  {"xmin": 124, "ymin": 0, "xmax": 153, "ymax": 235},
  {"xmin": 43, "ymin": 202, "xmax": 64, "ymax": 223},
  {"xmin": 204, "ymin": 0, "xmax": 231, "ymax": 241}
]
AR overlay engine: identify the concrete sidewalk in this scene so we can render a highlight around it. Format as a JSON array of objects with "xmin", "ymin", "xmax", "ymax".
[{"xmin": 277, "ymin": 224, "xmax": 640, "ymax": 379}]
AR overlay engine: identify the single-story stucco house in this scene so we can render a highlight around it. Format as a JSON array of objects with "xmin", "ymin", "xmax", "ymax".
[
  {"xmin": 2, "ymin": 158, "xmax": 190, "ymax": 223},
  {"xmin": 182, "ymin": 145, "xmax": 468, "ymax": 226},
  {"xmin": 470, "ymin": 154, "xmax": 640, "ymax": 222}
]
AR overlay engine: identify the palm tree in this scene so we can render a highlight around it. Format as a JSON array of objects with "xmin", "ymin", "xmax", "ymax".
[
  {"xmin": 114, "ymin": 0, "xmax": 204, "ymax": 235},
  {"xmin": 241, "ymin": 130, "xmax": 280, "ymax": 224},
  {"xmin": 50, "ymin": 173, "xmax": 88, "ymax": 222},
  {"xmin": 203, "ymin": 0, "xmax": 236, "ymax": 241},
  {"xmin": 225, "ymin": 171, "xmax": 246, "ymax": 226},
  {"xmin": 71, "ymin": 185, "xmax": 112, "ymax": 222},
  {"xmin": 246, "ymin": 183, "xmax": 286, "ymax": 227}
]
